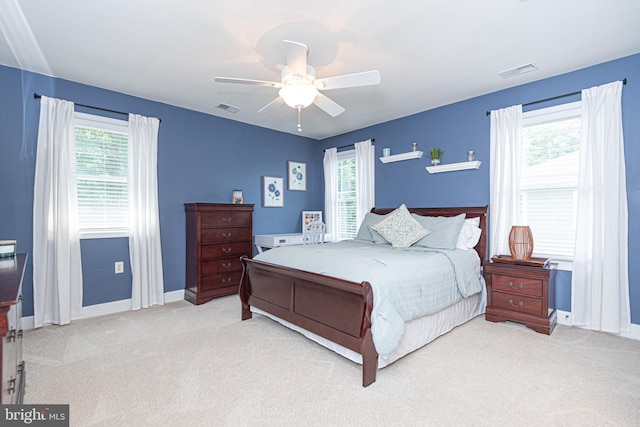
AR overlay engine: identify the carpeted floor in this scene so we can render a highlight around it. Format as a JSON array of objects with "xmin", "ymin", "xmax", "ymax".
[{"xmin": 23, "ymin": 295, "xmax": 640, "ymax": 426}]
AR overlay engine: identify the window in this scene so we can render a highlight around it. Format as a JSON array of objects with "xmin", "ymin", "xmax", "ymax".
[
  {"xmin": 74, "ymin": 112, "xmax": 129, "ymax": 237},
  {"xmin": 336, "ymin": 150, "xmax": 357, "ymax": 240},
  {"xmin": 520, "ymin": 101, "xmax": 581, "ymax": 260}
]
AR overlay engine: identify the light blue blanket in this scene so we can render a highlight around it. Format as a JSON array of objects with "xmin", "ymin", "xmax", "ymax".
[{"xmin": 254, "ymin": 240, "xmax": 482, "ymax": 358}]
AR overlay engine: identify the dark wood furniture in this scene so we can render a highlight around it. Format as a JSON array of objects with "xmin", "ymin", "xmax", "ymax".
[
  {"xmin": 185, "ymin": 203, "xmax": 254, "ymax": 305},
  {"xmin": 484, "ymin": 260, "xmax": 556, "ymax": 334},
  {"xmin": 0, "ymin": 253, "xmax": 26, "ymax": 404},
  {"xmin": 240, "ymin": 206, "xmax": 489, "ymax": 387}
]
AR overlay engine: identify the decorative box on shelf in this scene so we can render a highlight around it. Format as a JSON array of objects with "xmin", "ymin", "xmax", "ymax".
[
  {"xmin": 425, "ymin": 160, "xmax": 481, "ymax": 174},
  {"xmin": 379, "ymin": 151, "xmax": 423, "ymax": 163}
]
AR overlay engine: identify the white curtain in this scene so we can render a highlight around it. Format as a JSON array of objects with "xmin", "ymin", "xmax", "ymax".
[
  {"xmin": 32, "ymin": 96, "xmax": 83, "ymax": 327},
  {"xmin": 355, "ymin": 139, "xmax": 375, "ymax": 227},
  {"xmin": 323, "ymin": 147, "xmax": 338, "ymax": 237},
  {"xmin": 571, "ymin": 80, "xmax": 629, "ymax": 333},
  {"xmin": 128, "ymin": 114, "xmax": 165, "ymax": 310},
  {"xmin": 489, "ymin": 105, "xmax": 523, "ymax": 258}
]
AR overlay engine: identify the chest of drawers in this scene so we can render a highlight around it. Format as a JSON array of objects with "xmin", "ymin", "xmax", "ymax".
[
  {"xmin": 185, "ymin": 203, "xmax": 254, "ymax": 305},
  {"xmin": 0, "ymin": 253, "xmax": 26, "ymax": 404},
  {"xmin": 483, "ymin": 261, "xmax": 556, "ymax": 334}
]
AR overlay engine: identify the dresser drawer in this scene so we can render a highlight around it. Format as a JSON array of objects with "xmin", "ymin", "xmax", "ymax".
[
  {"xmin": 201, "ymin": 242, "xmax": 250, "ymax": 259},
  {"xmin": 201, "ymin": 227, "xmax": 251, "ymax": 243},
  {"xmin": 201, "ymin": 212, "xmax": 252, "ymax": 228},
  {"xmin": 201, "ymin": 271, "xmax": 243, "ymax": 292},
  {"xmin": 492, "ymin": 274, "xmax": 543, "ymax": 297},
  {"xmin": 201, "ymin": 257, "xmax": 244, "ymax": 275},
  {"xmin": 492, "ymin": 292, "xmax": 542, "ymax": 316}
]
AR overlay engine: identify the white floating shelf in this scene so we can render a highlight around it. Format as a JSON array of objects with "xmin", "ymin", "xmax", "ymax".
[
  {"xmin": 425, "ymin": 160, "xmax": 482, "ymax": 174},
  {"xmin": 379, "ymin": 151, "xmax": 423, "ymax": 163}
]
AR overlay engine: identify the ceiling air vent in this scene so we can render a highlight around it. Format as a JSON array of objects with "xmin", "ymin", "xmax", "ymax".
[
  {"xmin": 216, "ymin": 103, "xmax": 242, "ymax": 114},
  {"xmin": 498, "ymin": 62, "xmax": 538, "ymax": 79}
]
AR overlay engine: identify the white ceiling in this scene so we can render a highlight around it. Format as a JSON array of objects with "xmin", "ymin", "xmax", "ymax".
[{"xmin": 1, "ymin": 0, "xmax": 639, "ymax": 140}]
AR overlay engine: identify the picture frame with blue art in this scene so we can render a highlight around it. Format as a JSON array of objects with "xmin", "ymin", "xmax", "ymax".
[
  {"xmin": 287, "ymin": 161, "xmax": 306, "ymax": 191},
  {"xmin": 262, "ymin": 176, "xmax": 284, "ymax": 208}
]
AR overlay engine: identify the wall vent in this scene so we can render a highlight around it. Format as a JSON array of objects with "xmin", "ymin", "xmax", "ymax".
[
  {"xmin": 216, "ymin": 103, "xmax": 242, "ymax": 113},
  {"xmin": 498, "ymin": 62, "xmax": 539, "ymax": 79}
]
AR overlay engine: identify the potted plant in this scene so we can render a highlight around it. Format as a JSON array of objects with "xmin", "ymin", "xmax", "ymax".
[{"xmin": 429, "ymin": 148, "xmax": 444, "ymax": 166}]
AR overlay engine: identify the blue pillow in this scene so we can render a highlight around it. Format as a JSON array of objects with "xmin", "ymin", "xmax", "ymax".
[
  {"xmin": 411, "ymin": 213, "xmax": 466, "ymax": 249},
  {"xmin": 354, "ymin": 212, "xmax": 389, "ymax": 244}
]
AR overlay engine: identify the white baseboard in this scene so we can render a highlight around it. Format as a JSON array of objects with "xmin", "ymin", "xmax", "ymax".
[
  {"xmin": 21, "ymin": 289, "xmax": 186, "ymax": 330},
  {"xmin": 556, "ymin": 309, "xmax": 640, "ymax": 341}
]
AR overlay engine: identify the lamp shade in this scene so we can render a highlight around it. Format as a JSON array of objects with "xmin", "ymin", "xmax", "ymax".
[
  {"xmin": 279, "ymin": 83, "xmax": 318, "ymax": 109},
  {"xmin": 508, "ymin": 225, "xmax": 534, "ymax": 260}
]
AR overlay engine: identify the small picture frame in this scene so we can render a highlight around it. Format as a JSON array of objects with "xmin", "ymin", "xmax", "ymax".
[
  {"xmin": 302, "ymin": 211, "xmax": 322, "ymax": 233},
  {"xmin": 287, "ymin": 161, "xmax": 306, "ymax": 191},
  {"xmin": 262, "ymin": 176, "xmax": 284, "ymax": 208}
]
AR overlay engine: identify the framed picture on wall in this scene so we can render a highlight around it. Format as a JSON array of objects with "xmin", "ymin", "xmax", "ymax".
[
  {"xmin": 262, "ymin": 176, "xmax": 284, "ymax": 208},
  {"xmin": 302, "ymin": 211, "xmax": 322, "ymax": 233},
  {"xmin": 287, "ymin": 161, "xmax": 306, "ymax": 191}
]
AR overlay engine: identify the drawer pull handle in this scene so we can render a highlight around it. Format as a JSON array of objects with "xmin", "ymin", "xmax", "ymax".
[
  {"xmin": 508, "ymin": 299, "xmax": 524, "ymax": 307},
  {"xmin": 222, "ymin": 247, "xmax": 232, "ymax": 253},
  {"xmin": 222, "ymin": 232, "xmax": 232, "ymax": 238},
  {"xmin": 222, "ymin": 217, "xmax": 232, "ymax": 222},
  {"xmin": 221, "ymin": 277, "xmax": 232, "ymax": 284},
  {"xmin": 222, "ymin": 263, "xmax": 232, "ymax": 268},
  {"xmin": 508, "ymin": 282, "xmax": 523, "ymax": 289}
]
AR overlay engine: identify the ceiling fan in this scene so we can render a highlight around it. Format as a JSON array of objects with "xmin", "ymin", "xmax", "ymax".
[{"xmin": 215, "ymin": 40, "xmax": 381, "ymax": 131}]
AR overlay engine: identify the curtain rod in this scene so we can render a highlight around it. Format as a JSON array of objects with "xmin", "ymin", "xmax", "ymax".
[
  {"xmin": 324, "ymin": 138, "xmax": 375, "ymax": 152},
  {"xmin": 485, "ymin": 78, "xmax": 627, "ymax": 116},
  {"xmin": 33, "ymin": 93, "xmax": 161, "ymax": 122}
]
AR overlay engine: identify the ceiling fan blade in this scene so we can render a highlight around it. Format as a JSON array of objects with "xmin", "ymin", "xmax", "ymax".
[
  {"xmin": 258, "ymin": 97, "xmax": 284, "ymax": 113},
  {"xmin": 283, "ymin": 40, "xmax": 308, "ymax": 76},
  {"xmin": 215, "ymin": 77, "xmax": 282, "ymax": 88},
  {"xmin": 313, "ymin": 93, "xmax": 345, "ymax": 117},
  {"xmin": 315, "ymin": 70, "xmax": 381, "ymax": 90}
]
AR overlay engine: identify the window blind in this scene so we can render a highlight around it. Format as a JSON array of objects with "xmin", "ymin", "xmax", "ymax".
[{"xmin": 74, "ymin": 113, "xmax": 129, "ymax": 233}]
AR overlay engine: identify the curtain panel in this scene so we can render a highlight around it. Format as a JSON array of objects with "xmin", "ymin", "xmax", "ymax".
[
  {"xmin": 355, "ymin": 139, "xmax": 375, "ymax": 227},
  {"xmin": 571, "ymin": 80, "xmax": 629, "ymax": 333},
  {"xmin": 32, "ymin": 96, "xmax": 83, "ymax": 327},
  {"xmin": 489, "ymin": 105, "xmax": 523, "ymax": 258},
  {"xmin": 128, "ymin": 114, "xmax": 165, "ymax": 310},
  {"xmin": 323, "ymin": 147, "xmax": 338, "ymax": 236}
]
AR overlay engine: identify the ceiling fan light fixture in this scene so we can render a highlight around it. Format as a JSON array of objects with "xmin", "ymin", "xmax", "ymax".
[{"xmin": 279, "ymin": 82, "xmax": 318, "ymax": 109}]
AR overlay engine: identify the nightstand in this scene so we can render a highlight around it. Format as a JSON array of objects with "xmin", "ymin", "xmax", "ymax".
[{"xmin": 483, "ymin": 261, "xmax": 556, "ymax": 334}]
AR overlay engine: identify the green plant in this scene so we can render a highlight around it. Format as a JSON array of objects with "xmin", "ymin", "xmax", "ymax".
[{"xmin": 429, "ymin": 148, "xmax": 444, "ymax": 160}]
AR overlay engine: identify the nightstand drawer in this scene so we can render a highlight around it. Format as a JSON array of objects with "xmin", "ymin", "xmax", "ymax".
[
  {"xmin": 492, "ymin": 292, "xmax": 542, "ymax": 316},
  {"xmin": 492, "ymin": 274, "xmax": 543, "ymax": 297}
]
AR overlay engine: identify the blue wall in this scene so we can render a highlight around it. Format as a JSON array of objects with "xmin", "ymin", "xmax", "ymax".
[
  {"xmin": 1, "ymin": 53, "xmax": 638, "ymax": 325},
  {"xmin": 0, "ymin": 66, "xmax": 323, "ymax": 316},
  {"xmin": 320, "ymin": 54, "xmax": 640, "ymax": 325}
]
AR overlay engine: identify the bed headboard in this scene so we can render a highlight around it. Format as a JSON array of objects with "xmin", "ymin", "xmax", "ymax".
[{"xmin": 370, "ymin": 206, "xmax": 490, "ymax": 265}]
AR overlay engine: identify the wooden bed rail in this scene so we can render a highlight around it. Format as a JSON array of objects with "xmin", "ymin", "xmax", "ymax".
[{"xmin": 239, "ymin": 256, "xmax": 378, "ymax": 386}]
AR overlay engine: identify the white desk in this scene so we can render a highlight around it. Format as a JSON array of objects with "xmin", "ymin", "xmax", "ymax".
[{"xmin": 254, "ymin": 233, "xmax": 332, "ymax": 253}]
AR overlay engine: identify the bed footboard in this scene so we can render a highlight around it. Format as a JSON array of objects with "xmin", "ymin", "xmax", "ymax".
[{"xmin": 239, "ymin": 256, "xmax": 377, "ymax": 387}]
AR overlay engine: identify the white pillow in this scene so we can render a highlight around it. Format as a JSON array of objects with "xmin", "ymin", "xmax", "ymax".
[
  {"xmin": 456, "ymin": 217, "xmax": 482, "ymax": 250},
  {"xmin": 371, "ymin": 204, "xmax": 430, "ymax": 249}
]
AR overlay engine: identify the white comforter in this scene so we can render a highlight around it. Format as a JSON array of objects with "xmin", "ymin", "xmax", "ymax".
[{"xmin": 254, "ymin": 240, "xmax": 482, "ymax": 358}]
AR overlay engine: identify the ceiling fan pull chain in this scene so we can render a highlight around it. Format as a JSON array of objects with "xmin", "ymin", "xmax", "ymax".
[{"xmin": 297, "ymin": 107, "xmax": 302, "ymax": 132}]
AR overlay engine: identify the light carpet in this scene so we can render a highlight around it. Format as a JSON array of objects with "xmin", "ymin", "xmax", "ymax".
[{"xmin": 23, "ymin": 295, "xmax": 640, "ymax": 426}]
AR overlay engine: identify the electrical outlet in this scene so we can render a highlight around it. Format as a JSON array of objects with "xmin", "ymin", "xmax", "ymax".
[{"xmin": 114, "ymin": 261, "xmax": 124, "ymax": 274}]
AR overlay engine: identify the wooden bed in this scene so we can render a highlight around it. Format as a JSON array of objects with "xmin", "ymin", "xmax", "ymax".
[{"xmin": 239, "ymin": 206, "xmax": 489, "ymax": 387}]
